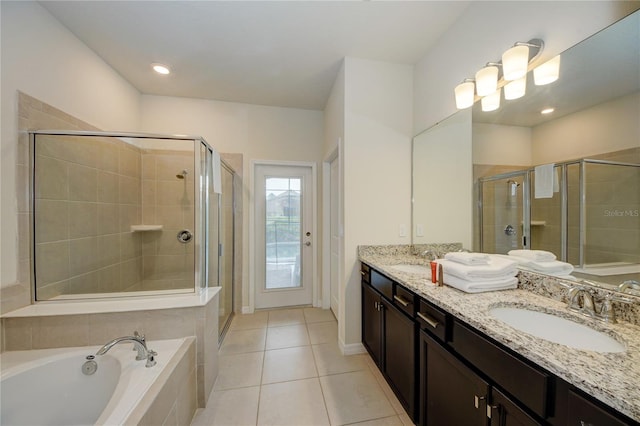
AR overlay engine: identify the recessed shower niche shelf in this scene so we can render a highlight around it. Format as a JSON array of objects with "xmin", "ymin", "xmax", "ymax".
[{"xmin": 130, "ymin": 225, "xmax": 164, "ymax": 232}]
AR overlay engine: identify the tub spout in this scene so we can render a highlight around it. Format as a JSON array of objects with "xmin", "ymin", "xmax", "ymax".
[{"xmin": 96, "ymin": 331, "xmax": 157, "ymax": 367}]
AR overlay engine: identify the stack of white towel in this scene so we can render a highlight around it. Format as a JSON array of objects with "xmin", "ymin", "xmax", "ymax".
[
  {"xmin": 436, "ymin": 252, "xmax": 519, "ymax": 293},
  {"xmin": 506, "ymin": 250, "xmax": 574, "ymax": 277}
]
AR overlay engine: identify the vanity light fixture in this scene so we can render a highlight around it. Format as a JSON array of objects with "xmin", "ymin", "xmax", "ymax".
[
  {"xmin": 454, "ymin": 79, "xmax": 476, "ymax": 109},
  {"xmin": 481, "ymin": 88, "xmax": 501, "ymax": 112},
  {"xmin": 541, "ymin": 107, "xmax": 555, "ymax": 114},
  {"xmin": 534, "ymin": 55, "xmax": 561, "ymax": 85},
  {"xmin": 454, "ymin": 38, "xmax": 547, "ymax": 110},
  {"xmin": 152, "ymin": 63, "xmax": 171, "ymax": 75},
  {"xmin": 504, "ymin": 75, "xmax": 527, "ymax": 100}
]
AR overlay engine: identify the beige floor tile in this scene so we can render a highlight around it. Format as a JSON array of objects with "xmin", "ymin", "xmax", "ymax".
[
  {"xmin": 303, "ymin": 307, "xmax": 336, "ymax": 324},
  {"xmin": 350, "ymin": 416, "xmax": 404, "ymax": 426},
  {"xmin": 230, "ymin": 311, "xmax": 269, "ymax": 330},
  {"xmin": 320, "ymin": 370, "xmax": 395, "ymax": 425},
  {"xmin": 195, "ymin": 386, "xmax": 260, "ymax": 426},
  {"xmin": 219, "ymin": 328, "xmax": 266, "ymax": 355},
  {"xmin": 307, "ymin": 321, "xmax": 338, "ymax": 345},
  {"xmin": 257, "ymin": 378, "xmax": 330, "ymax": 426},
  {"xmin": 366, "ymin": 359, "xmax": 406, "ymax": 416},
  {"xmin": 262, "ymin": 346, "xmax": 318, "ymax": 384},
  {"xmin": 312, "ymin": 342, "xmax": 369, "ymax": 376},
  {"xmin": 267, "ymin": 308, "xmax": 305, "ymax": 327},
  {"xmin": 266, "ymin": 324, "xmax": 310, "ymax": 350},
  {"xmin": 214, "ymin": 351, "xmax": 264, "ymax": 391}
]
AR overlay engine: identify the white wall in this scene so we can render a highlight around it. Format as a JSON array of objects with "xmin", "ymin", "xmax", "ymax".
[
  {"xmin": 413, "ymin": 1, "xmax": 639, "ymax": 135},
  {"xmin": 0, "ymin": 1, "xmax": 140, "ymax": 288},
  {"xmin": 139, "ymin": 95, "xmax": 324, "ymax": 311},
  {"xmin": 342, "ymin": 57, "xmax": 413, "ymax": 348},
  {"xmin": 414, "ymin": 109, "xmax": 473, "ymax": 247},
  {"xmin": 532, "ymin": 91, "xmax": 640, "ymax": 164},
  {"xmin": 473, "ymin": 123, "xmax": 533, "ymax": 166}
]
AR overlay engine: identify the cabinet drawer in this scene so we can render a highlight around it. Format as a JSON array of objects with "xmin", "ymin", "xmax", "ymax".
[
  {"xmin": 393, "ymin": 285, "xmax": 416, "ymax": 317},
  {"xmin": 451, "ymin": 320, "xmax": 550, "ymax": 418},
  {"xmin": 370, "ymin": 269, "xmax": 393, "ymax": 300},
  {"xmin": 361, "ymin": 263, "xmax": 371, "ymax": 284},
  {"xmin": 416, "ymin": 299, "xmax": 448, "ymax": 342}
]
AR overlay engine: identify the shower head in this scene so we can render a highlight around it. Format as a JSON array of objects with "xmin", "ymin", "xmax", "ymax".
[{"xmin": 176, "ymin": 170, "xmax": 188, "ymax": 179}]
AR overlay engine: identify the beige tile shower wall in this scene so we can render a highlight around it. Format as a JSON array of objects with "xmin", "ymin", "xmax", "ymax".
[
  {"xmin": 34, "ymin": 135, "xmax": 143, "ymax": 299},
  {"xmin": 530, "ymin": 170, "xmax": 562, "ymax": 256},
  {"xmin": 140, "ymin": 150, "xmax": 195, "ymax": 291},
  {"xmin": 583, "ymin": 162, "xmax": 640, "ymax": 265}
]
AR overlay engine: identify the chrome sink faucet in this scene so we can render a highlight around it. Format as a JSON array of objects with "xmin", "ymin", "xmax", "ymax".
[
  {"xmin": 567, "ymin": 286, "xmax": 634, "ymax": 324},
  {"xmin": 96, "ymin": 331, "xmax": 157, "ymax": 367},
  {"xmin": 567, "ymin": 286, "xmax": 596, "ymax": 317},
  {"xmin": 618, "ymin": 280, "xmax": 640, "ymax": 293},
  {"xmin": 422, "ymin": 250, "xmax": 440, "ymax": 261}
]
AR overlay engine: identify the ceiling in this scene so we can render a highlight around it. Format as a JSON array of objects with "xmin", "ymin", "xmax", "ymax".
[{"xmin": 41, "ymin": 1, "xmax": 471, "ymax": 111}]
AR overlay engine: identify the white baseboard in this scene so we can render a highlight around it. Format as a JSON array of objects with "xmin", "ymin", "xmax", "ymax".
[
  {"xmin": 241, "ymin": 306, "xmax": 253, "ymax": 314},
  {"xmin": 339, "ymin": 340, "xmax": 366, "ymax": 356}
]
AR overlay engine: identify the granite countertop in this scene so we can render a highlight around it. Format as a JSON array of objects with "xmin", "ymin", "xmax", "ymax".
[{"xmin": 359, "ymin": 245, "xmax": 640, "ymax": 422}]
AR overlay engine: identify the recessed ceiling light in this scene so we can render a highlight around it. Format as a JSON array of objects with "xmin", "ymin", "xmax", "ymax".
[
  {"xmin": 152, "ymin": 63, "xmax": 171, "ymax": 75},
  {"xmin": 541, "ymin": 107, "xmax": 555, "ymax": 114}
]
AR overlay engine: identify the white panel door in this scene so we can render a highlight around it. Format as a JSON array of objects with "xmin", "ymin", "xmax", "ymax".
[{"xmin": 255, "ymin": 164, "xmax": 313, "ymax": 309}]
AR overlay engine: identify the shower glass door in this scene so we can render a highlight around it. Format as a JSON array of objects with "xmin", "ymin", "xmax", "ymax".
[{"xmin": 479, "ymin": 172, "xmax": 528, "ymax": 254}]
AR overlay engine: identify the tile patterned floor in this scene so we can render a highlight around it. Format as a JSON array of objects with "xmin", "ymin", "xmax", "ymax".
[{"xmin": 192, "ymin": 307, "xmax": 414, "ymax": 426}]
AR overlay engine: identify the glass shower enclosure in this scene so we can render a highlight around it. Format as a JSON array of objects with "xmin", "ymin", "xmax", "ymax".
[
  {"xmin": 478, "ymin": 159, "xmax": 640, "ymax": 277},
  {"xmin": 30, "ymin": 131, "xmax": 236, "ymax": 337}
]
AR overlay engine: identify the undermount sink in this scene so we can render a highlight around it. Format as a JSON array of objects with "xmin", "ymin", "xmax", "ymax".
[
  {"xmin": 388, "ymin": 264, "xmax": 431, "ymax": 276},
  {"xmin": 489, "ymin": 307, "xmax": 626, "ymax": 353}
]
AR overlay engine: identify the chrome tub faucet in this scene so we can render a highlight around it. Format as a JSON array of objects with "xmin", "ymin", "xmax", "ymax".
[{"xmin": 96, "ymin": 331, "xmax": 157, "ymax": 367}]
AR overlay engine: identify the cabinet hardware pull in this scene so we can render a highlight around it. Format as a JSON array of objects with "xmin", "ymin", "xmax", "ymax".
[
  {"xmin": 487, "ymin": 404, "xmax": 499, "ymax": 419},
  {"xmin": 393, "ymin": 295, "xmax": 410, "ymax": 307},
  {"xmin": 417, "ymin": 312, "xmax": 439, "ymax": 329},
  {"xmin": 474, "ymin": 395, "xmax": 486, "ymax": 409},
  {"xmin": 374, "ymin": 301, "xmax": 379, "ymax": 310},
  {"xmin": 360, "ymin": 271, "xmax": 365, "ymax": 276}
]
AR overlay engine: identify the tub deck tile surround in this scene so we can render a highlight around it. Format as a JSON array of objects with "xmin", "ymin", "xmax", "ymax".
[
  {"xmin": 0, "ymin": 289, "xmax": 220, "ymax": 410},
  {"xmin": 359, "ymin": 244, "xmax": 640, "ymax": 423}
]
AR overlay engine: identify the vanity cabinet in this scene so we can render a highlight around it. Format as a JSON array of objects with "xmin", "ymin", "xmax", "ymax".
[
  {"xmin": 361, "ymin": 266, "xmax": 417, "ymax": 421},
  {"xmin": 361, "ymin": 262, "xmax": 638, "ymax": 426}
]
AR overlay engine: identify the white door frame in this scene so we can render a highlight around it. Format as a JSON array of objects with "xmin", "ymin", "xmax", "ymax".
[
  {"xmin": 322, "ymin": 146, "xmax": 340, "ymax": 311},
  {"xmin": 249, "ymin": 160, "xmax": 318, "ymax": 312}
]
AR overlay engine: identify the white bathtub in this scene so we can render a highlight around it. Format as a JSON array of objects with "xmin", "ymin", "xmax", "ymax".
[{"xmin": 0, "ymin": 338, "xmax": 190, "ymax": 426}]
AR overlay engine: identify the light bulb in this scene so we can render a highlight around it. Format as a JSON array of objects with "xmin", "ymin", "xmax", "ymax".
[
  {"xmin": 475, "ymin": 66, "xmax": 499, "ymax": 97},
  {"xmin": 152, "ymin": 63, "xmax": 171, "ymax": 75},
  {"xmin": 454, "ymin": 81, "xmax": 475, "ymax": 109},
  {"xmin": 534, "ymin": 55, "xmax": 561, "ymax": 85},
  {"xmin": 481, "ymin": 88, "xmax": 501, "ymax": 112},
  {"xmin": 502, "ymin": 45, "xmax": 530, "ymax": 81},
  {"xmin": 504, "ymin": 75, "xmax": 526, "ymax": 100}
]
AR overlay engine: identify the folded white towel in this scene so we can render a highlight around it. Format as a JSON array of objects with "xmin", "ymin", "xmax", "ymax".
[
  {"xmin": 443, "ymin": 274, "xmax": 518, "ymax": 293},
  {"xmin": 508, "ymin": 249, "xmax": 556, "ymax": 262},
  {"xmin": 534, "ymin": 164, "xmax": 557, "ymax": 199},
  {"xmin": 444, "ymin": 252, "xmax": 490, "ymax": 266},
  {"xmin": 510, "ymin": 257, "xmax": 574, "ymax": 275},
  {"xmin": 436, "ymin": 256, "xmax": 518, "ymax": 281}
]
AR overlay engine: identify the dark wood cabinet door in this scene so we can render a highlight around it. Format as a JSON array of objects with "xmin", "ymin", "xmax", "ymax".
[
  {"xmin": 489, "ymin": 387, "xmax": 542, "ymax": 426},
  {"xmin": 382, "ymin": 299, "xmax": 416, "ymax": 421},
  {"xmin": 423, "ymin": 331, "xmax": 490, "ymax": 426},
  {"xmin": 567, "ymin": 390, "xmax": 633, "ymax": 426},
  {"xmin": 362, "ymin": 282, "xmax": 382, "ymax": 365}
]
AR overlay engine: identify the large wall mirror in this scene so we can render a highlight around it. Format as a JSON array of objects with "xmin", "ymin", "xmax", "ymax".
[{"xmin": 413, "ymin": 10, "xmax": 639, "ymax": 292}]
